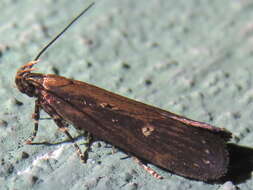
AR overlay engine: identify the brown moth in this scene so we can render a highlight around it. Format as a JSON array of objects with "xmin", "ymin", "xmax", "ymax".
[{"xmin": 15, "ymin": 2, "xmax": 232, "ymax": 181}]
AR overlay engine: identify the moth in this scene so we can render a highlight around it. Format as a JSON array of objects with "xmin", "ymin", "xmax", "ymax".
[{"xmin": 15, "ymin": 2, "xmax": 232, "ymax": 181}]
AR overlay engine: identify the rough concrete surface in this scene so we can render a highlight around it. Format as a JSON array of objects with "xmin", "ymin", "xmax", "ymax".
[{"xmin": 0, "ymin": 0, "xmax": 253, "ymax": 189}]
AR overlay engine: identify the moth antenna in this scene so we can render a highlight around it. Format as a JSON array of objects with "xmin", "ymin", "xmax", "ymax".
[{"xmin": 34, "ymin": 2, "xmax": 95, "ymax": 61}]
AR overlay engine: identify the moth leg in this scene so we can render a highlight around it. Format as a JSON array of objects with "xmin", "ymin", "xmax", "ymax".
[
  {"xmin": 112, "ymin": 146, "xmax": 117, "ymax": 154},
  {"xmin": 53, "ymin": 117, "xmax": 86, "ymax": 162},
  {"xmin": 82, "ymin": 131, "xmax": 94, "ymax": 162},
  {"xmin": 133, "ymin": 157, "xmax": 163, "ymax": 179},
  {"xmin": 26, "ymin": 98, "xmax": 40, "ymax": 144}
]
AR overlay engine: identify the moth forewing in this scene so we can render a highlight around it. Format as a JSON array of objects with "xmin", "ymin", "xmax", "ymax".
[{"xmin": 22, "ymin": 73, "xmax": 231, "ymax": 180}]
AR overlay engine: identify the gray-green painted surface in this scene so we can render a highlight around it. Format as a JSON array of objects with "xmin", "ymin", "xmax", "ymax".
[{"xmin": 0, "ymin": 0, "xmax": 252, "ymax": 189}]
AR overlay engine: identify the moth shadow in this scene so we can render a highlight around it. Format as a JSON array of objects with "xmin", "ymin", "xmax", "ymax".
[{"xmin": 221, "ymin": 143, "xmax": 253, "ymax": 184}]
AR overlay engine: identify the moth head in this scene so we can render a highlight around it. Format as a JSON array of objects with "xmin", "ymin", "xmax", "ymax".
[{"xmin": 15, "ymin": 61, "xmax": 42, "ymax": 97}]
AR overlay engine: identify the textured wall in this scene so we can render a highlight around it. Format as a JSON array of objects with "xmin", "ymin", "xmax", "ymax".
[{"xmin": 0, "ymin": 0, "xmax": 253, "ymax": 189}]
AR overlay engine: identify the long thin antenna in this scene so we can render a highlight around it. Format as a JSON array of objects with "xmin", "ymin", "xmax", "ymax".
[{"xmin": 34, "ymin": 2, "xmax": 95, "ymax": 61}]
